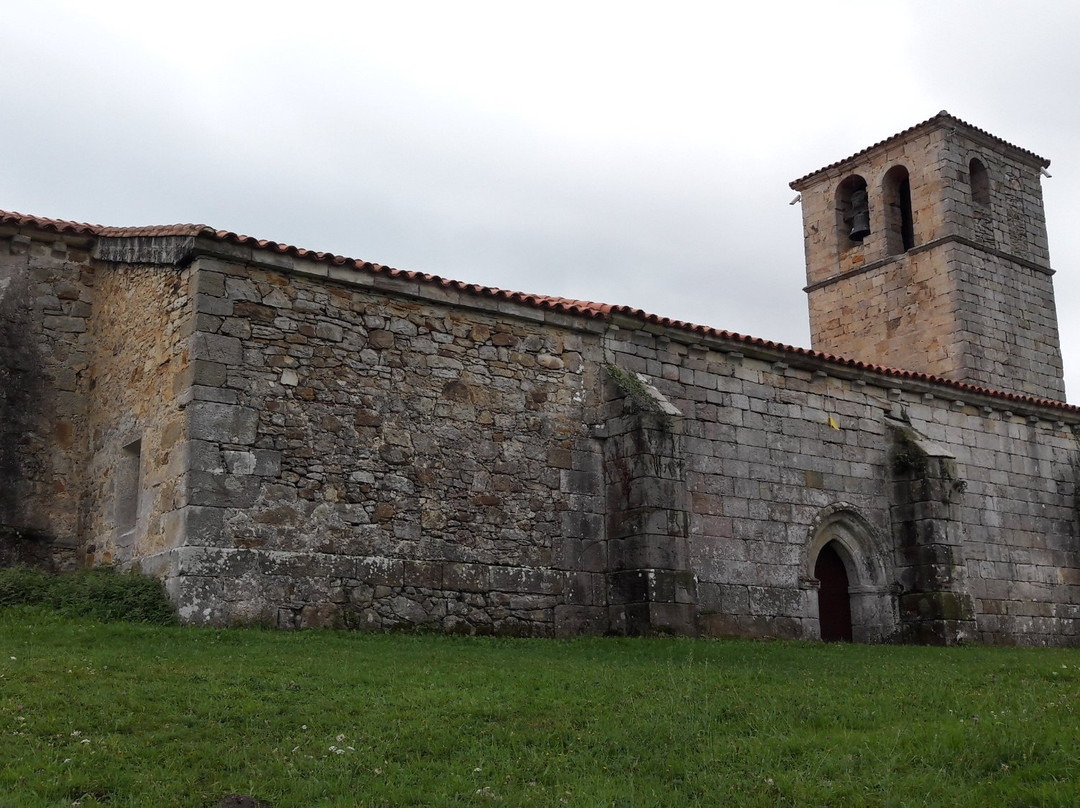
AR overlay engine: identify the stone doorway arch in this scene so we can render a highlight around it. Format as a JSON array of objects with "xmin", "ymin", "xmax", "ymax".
[{"xmin": 803, "ymin": 504, "xmax": 897, "ymax": 643}]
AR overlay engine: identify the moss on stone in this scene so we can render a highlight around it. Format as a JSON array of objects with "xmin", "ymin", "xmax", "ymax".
[
  {"xmin": 891, "ymin": 430, "xmax": 929, "ymax": 476},
  {"xmin": 605, "ymin": 365, "xmax": 673, "ymax": 429}
]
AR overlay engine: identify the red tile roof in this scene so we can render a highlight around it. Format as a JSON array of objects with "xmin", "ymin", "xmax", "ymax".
[
  {"xmin": 1, "ymin": 208, "xmax": 1076, "ymax": 415},
  {"xmin": 790, "ymin": 110, "xmax": 1051, "ymax": 189},
  {"xmin": 0, "ymin": 210, "xmax": 100, "ymax": 238}
]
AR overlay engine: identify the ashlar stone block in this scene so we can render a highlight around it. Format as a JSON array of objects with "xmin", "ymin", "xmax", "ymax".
[
  {"xmin": 191, "ymin": 332, "xmax": 243, "ymax": 365},
  {"xmin": 188, "ymin": 401, "xmax": 258, "ymax": 445}
]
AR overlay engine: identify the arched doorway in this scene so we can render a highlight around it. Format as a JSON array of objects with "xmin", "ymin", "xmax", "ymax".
[
  {"xmin": 803, "ymin": 504, "xmax": 898, "ymax": 643},
  {"xmin": 814, "ymin": 542, "xmax": 853, "ymax": 642}
]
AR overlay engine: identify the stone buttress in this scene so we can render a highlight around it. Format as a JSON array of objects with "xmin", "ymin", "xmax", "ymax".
[{"xmin": 602, "ymin": 366, "xmax": 697, "ymax": 635}]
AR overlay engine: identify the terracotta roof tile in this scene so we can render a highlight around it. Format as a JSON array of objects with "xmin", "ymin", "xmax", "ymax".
[
  {"xmin": 96, "ymin": 223, "xmax": 209, "ymax": 238},
  {"xmin": 1, "ymin": 208, "xmax": 1076, "ymax": 415},
  {"xmin": 789, "ymin": 111, "xmax": 1051, "ymax": 189},
  {"xmin": 602, "ymin": 304, "xmax": 1077, "ymax": 412},
  {"xmin": 0, "ymin": 210, "xmax": 101, "ymax": 237}
]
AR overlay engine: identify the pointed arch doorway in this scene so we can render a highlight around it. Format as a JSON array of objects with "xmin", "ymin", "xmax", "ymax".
[
  {"xmin": 804, "ymin": 504, "xmax": 898, "ymax": 643},
  {"xmin": 814, "ymin": 542, "xmax": 853, "ymax": 642}
]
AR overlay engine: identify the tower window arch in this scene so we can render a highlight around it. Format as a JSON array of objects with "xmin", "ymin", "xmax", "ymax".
[
  {"xmin": 969, "ymin": 157, "xmax": 990, "ymax": 206},
  {"xmin": 883, "ymin": 165, "xmax": 915, "ymax": 255},
  {"xmin": 836, "ymin": 175, "xmax": 870, "ymax": 249}
]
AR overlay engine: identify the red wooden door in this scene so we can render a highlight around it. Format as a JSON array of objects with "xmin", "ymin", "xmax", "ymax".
[{"xmin": 815, "ymin": 542, "xmax": 853, "ymax": 642}]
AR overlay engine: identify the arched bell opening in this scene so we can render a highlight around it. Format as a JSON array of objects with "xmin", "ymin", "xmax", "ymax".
[
  {"xmin": 804, "ymin": 504, "xmax": 898, "ymax": 643},
  {"xmin": 883, "ymin": 165, "xmax": 915, "ymax": 255},
  {"xmin": 835, "ymin": 175, "xmax": 871, "ymax": 249},
  {"xmin": 969, "ymin": 157, "xmax": 990, "ymax": 207},
  {"xmin": 968, "ymin": 157, "xmax": 994, "ymax": 246}
]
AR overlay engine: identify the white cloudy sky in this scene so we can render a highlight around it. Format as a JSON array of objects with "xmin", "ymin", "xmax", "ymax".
[{"xmin": 2, "ymin": 1, "xmax": 1078, "ymax": 398}]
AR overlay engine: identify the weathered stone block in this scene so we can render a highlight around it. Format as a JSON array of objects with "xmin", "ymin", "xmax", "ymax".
[
  {"xmin": 748, "ymin": 585, "xmax": 802, "ymax": 617},
  {"xmin": 191, "ymin": 385, "xmax": 238, "ymax": 404},
  {"xmin": 192, "ymin": 332, "xmax": 243, "ymax": 365},
  {"xmin": 490, "ymin": 565, "xmax": 562, "ymax": 595},
  {"xmin": 187, "ymin": 470, "xmax": 260, "ymax": 508},
  {"xmin": 368, "ymin": 329, "xmax": 395, "ymax": 349},
  {"xmin": 192, "ymin": 270, "xmax": 226, "ymax": 298},
  {"xmin": 403, "ymin": 560, "xmax": 442, "ymax": 589},
  {"xmin": 43, "ymin": 315, "xmax": 86, "ymax": 333},
  {"xmin": 608, "ymin": 569, "xmax": 648, "ymax": 606},
  {"xmin": 445, "ymin": 562, "xmax": 490, "ymax": 592},
  {"xmin": 608, "ymin": 534, "xmax": 688, "ymax": 571},
  {"xmin": 195, "ymin": 292, "xmax": 234, "ymax": 316},
  {"xmin": 185, "ymin": 439, "xmax": 223, "ymax": 473},
  {"xmin": 161, "ymin": 506, "xmax": 227, "ymax": 547},
  {"xmin": 356, "ymin": 556, "xmax": 404, "ymax": 586},
  {"xmin": 179, "ymin": 360, "xmax": 228, "ymax": 390},
  {"xmin": 623, "ymin": 602, "xmax": 698, "ymax": 636},
  {"xmin": 315, "ymin": 322, "xmax": 343, "ymax": 342},
  {"xmin": 553, "ymin": 605, "xmax": 608, "ymax": 636},
  {"xmin": 224, "ymin": 276, "xmax": 261, "ymax": 302},
  {"xmin": 222, "ymin": 450, "xmax": 257, "ymax": 475},
  {"xmin": 177, "ymin": 546, "xmax": 259, "ymax": 577},
  {"xmin": 609, "ymin": 507, "xmax": 686, "ymax": 542},
  {"xmin": 188, "ymin": 401, "xmax": 258, "ymax": 445}
]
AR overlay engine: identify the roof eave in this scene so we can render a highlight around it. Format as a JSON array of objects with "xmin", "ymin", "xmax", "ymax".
[{"xmin": 789, "ymin": 111, "xmax": 1050, "ymax": 191}]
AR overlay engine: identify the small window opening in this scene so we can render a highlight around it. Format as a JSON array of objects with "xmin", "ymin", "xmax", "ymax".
[
  {"xmin": 116, "ymin": 439, "xmax": 142, "ymax": 535},
  {"xmin": 883, "ymin": 165, "xmax": 915, "ymax": 255},
  {"xmin": 836, "ymin": 175, "xmax": 870, "ymax": 248},
  {"xmin": 969, "ymin": 158, "xmax": 990, "ymax": 206}
]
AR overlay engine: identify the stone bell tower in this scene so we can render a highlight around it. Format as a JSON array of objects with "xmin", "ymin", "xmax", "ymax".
[{"xmin": 790, "ymin": 111, "xmax": 1065, "ymax": 401}]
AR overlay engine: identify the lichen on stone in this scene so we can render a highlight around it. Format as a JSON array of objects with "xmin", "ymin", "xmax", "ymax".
[{"xmin": 604, "ymin": 364, "xmax": 678, "ymax": 427}]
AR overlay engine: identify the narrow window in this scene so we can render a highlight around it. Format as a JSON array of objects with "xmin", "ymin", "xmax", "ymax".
[
  {"xmin": 116, "ymin": 439, "xmax": 142, "ymax": 536},
  {"xmin": 969, "ymin": 158, "xmax": 990, "ymax": 206},
  {"xmin": 883, "ymin": 165, "xmax": 915, "ymax": 255},
  {"xmin": 836, "ymin": 175, "xmax": 870, "ymax": 248}
]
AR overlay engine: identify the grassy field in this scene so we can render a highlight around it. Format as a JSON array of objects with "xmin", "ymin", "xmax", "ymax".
[{"xmin": 1, "ymin": 608, "xmax": 1079, "ymax": 807}]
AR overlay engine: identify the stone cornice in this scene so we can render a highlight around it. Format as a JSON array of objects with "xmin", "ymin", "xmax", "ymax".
[{"xmin": 803, "ymin": 234, "xmax": 1054, "ymax": 295}]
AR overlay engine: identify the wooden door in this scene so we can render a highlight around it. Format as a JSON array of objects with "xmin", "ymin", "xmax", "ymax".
[{"xmin": 815, "ymin": 542, "xmax": 853, "ymax": 642}]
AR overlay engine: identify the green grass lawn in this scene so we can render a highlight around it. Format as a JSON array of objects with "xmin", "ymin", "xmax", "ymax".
[{"xmin": 1, "ymin": 607, "xmax": 1078, "ymax": 807}]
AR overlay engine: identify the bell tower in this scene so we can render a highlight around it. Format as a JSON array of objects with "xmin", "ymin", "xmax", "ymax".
[{"xmin": 790, "ymin": 111, "xmax": 1066, "ymax": 401}]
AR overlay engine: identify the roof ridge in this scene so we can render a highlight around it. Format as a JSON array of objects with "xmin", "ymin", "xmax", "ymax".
[
  {"xmin": 607, "ymin": 305, "xmax": 1078, "ymax": 413},
  {"xmin": 1, "ymin": 208, "xmax": 1075, "ymax": 414},
  {"xmin": 790, "ymin": 111, "xmax": 1050, "ymax": 189}
]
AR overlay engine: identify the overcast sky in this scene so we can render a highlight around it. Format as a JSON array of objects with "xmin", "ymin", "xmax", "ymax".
[{"xmin": 2, "ymin": 1, "xmax": 1077, "ymax": 398}]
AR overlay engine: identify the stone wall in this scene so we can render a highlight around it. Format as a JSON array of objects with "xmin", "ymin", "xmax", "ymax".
[
  {"xmin": 603, "ymin": 320, "xmax": 1080, "ymax": 644},
  {"xmin": 0, "ymin": 227, "xmax": 194, "ymax": 572},
  {"xmin": 153, "ymin": 255, "xmax": 610, "ymax": 634},
  {"xmin": 0, "ymin": 231, "xmax": 94, "ymax": 568},
  {"xmin": 142, "ymin": 243, "xmax": 1079, "ymax": 645},
  {"xmin": 939, "ymin": 127, "xmax": 1063, "ymax": 399},
  {"xmin": 806, "ymin": 246, "xmax": 960, "ymax": 382},
  {"xmin": 947, "ymin": 240, "xmax": 1063, "ymax": 399},
  {"xmin": 82, "ymin": 262, "xmax": 191, "ymax": 567}
]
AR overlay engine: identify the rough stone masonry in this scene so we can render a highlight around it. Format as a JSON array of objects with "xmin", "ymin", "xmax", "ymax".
[{"xmin": 1, "ymin": 111, "xmax": 1078, "ymax": 644}]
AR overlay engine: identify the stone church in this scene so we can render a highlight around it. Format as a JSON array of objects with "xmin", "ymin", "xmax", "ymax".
[{"xmin": 1, "ymin": 112, "xmax": 1077, "ymax": 644}]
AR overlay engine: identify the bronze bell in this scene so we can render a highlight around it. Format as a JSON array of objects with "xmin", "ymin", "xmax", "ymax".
[{"xmin": 848, "ymin": 188, "xmax": 870, "ymax": 241}]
